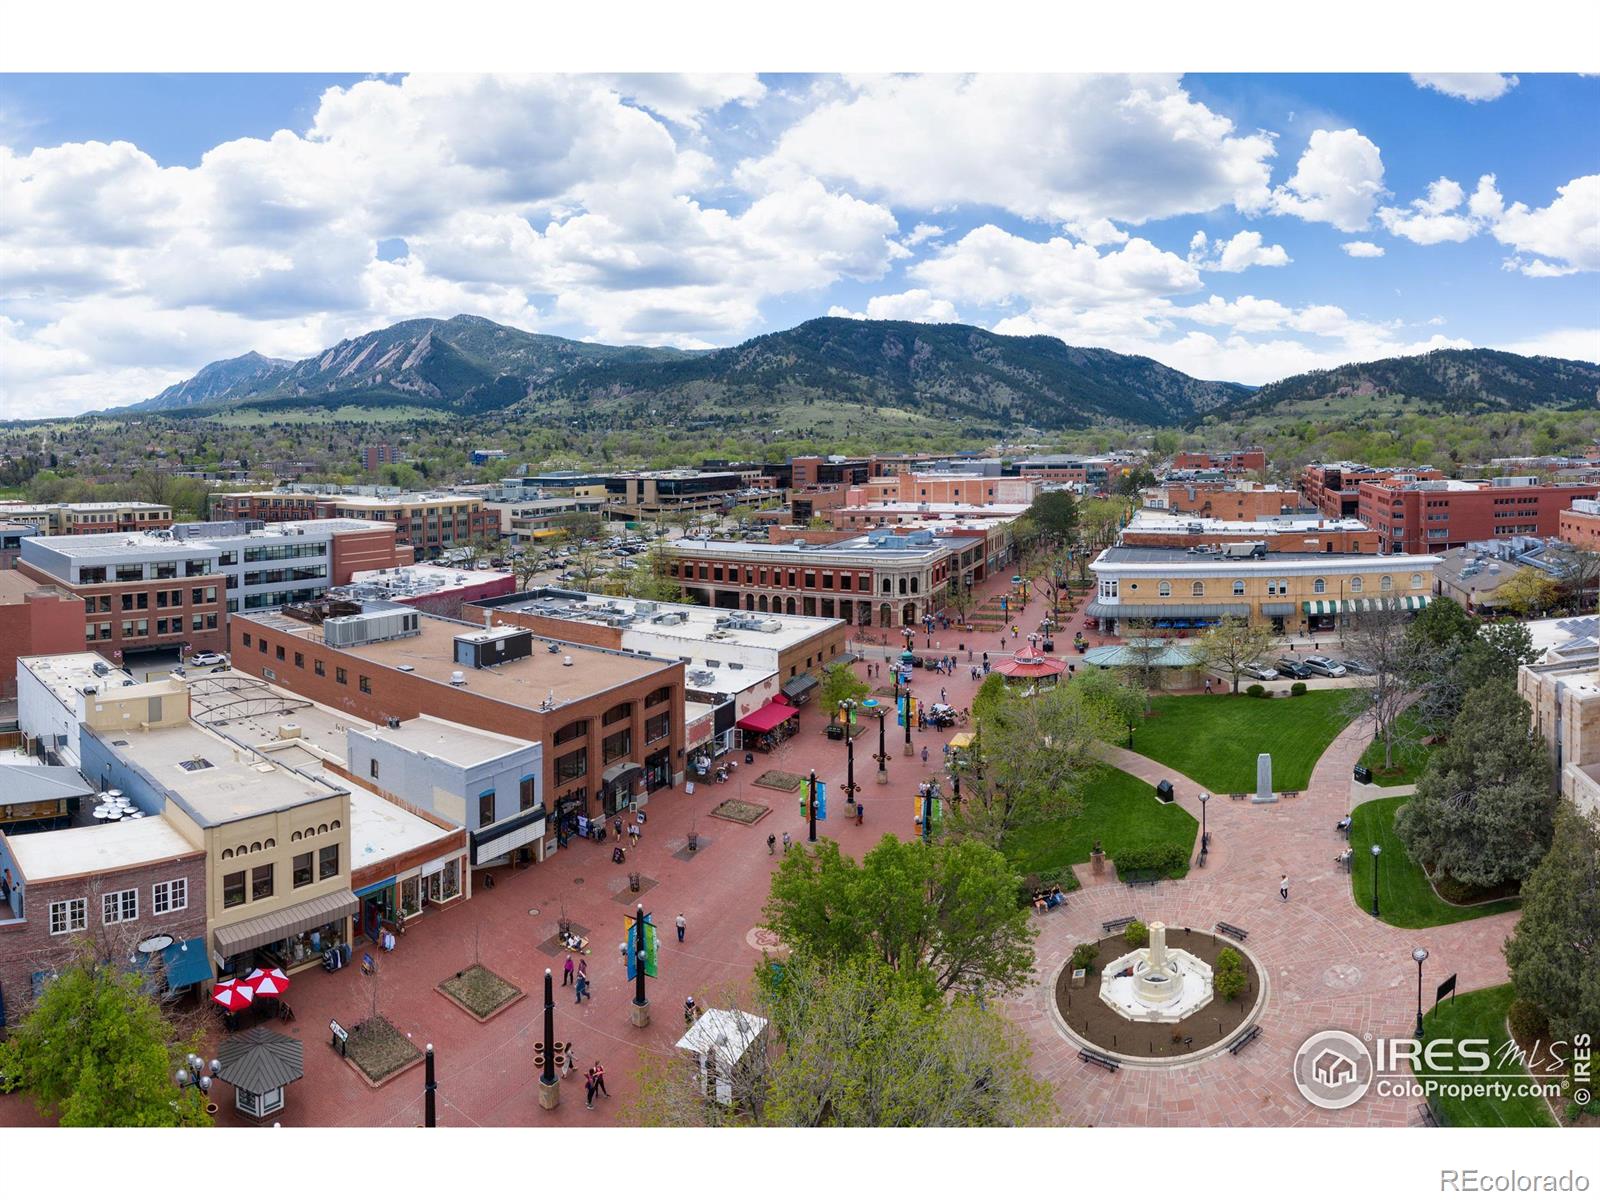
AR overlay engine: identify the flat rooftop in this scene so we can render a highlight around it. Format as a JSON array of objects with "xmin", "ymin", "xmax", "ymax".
[
  {"xmin": 1125, "ymin": 511, "xmax": 1368, "ymax": 532},
  {"xmin": 7, "ymin": 811, "xmax": 198, "ymax": 882},
  {"xmin": 21, "ymin": 518, "xmax": 396, "ymax": 561},
  {"xmin": 1095, "ymin": 545, "xmax": 1440, "ymax": 567},
  {"xmin": 19, "ymin": 651, "xmax": 133, "ymax": 707},
  {"xmin": 356, "ymin": 715, "xmax": 535, "ymax": 768},
  {"xmin": 0, "ymin": 570, "xmax": 75, "ymax": 604},
  {"xmin": 111, "ymin": 721, "xmax": 345, "ymax": 827},
  {"xmin": 668, "ymin": 531, "xmax": 979, "ymax": 561},
  {"xmin": 246, "ymin": 609, "xmax": 674, "ymax": 707},
  {"xmin": 479, "ymin": 589, "xmax": 839, "ymax": 652},
  {"xmin": 345, "ymin": 564, "xmax": 511, "ymax": 597}
]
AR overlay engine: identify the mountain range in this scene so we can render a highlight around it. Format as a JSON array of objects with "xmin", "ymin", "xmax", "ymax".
[{"xmin": 122, "ymin": 315, "xmax": 1598, "ymax": 430}]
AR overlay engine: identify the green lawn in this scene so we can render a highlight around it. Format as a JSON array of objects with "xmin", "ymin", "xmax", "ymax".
[
  {"xmin": 1004, "ymin": 764, "xmax": 1198, "ymax": 883},
  {"xmin": 1130, "ymin": 690, "xmax": 1356, "ymax": 794},
  {"xmin": 1348, "ymin": 796, "xmax": 1521, "ymax": 928},
  {"xmin": 1358, "ymin": 705, "xmax": 1435, "ymax": 786},
  {"xmin": 1416, "ymin": 984, "xmax": 1557, "ymax": 1127}
]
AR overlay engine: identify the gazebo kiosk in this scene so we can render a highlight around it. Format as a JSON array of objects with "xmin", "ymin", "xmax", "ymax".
[
  {"xmin": 675, "ymin": 1008, "xmax": 769, "ymax": 1107},
  {"xmin": 215, "ymin": 1027, "xmax": 305, "ymax": 1121}
]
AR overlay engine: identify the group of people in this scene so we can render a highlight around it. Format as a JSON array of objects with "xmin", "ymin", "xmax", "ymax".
[
  {"xmin": 561, "ymin": 953, "xmax": 592, "ymax": 1003},
  {"xmin": 1031, "ymin": 885, "xmax": 1067, "ymax": 912},
  {"xmin": 581, "ymin": 1059, "xmax": 609, "ymax": 1109}
]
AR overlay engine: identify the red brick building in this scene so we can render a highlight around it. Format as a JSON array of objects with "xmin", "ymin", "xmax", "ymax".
[
  {"xmin": 1558, "ymin": 499, "xmax": 1600, "ymax": 550},
  {"xmin": 1357, "ymin": 477, "xmax": 1600, "ymax": 554},
  {"xmin": 1170, "ymin": 447, "xmax": 1266, "ymax": 473},
  {"xmin": 1146, "ymin": 481, "xmax": 1305, "ymax": 521},
  {"xmin": 0, "ymin": 572, "xmax": 85, "ymax": 700},
  {"xmin": 211, "ymin": 491, "xmax": 497, "ymax": 558},
  {"xmin": 1299, "ymin": 463, "xmax": 1445, "ymax": 518}
]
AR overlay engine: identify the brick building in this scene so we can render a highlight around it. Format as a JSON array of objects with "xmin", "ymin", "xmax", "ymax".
[
  {"xmin": 210, "ymin": 490, "xmax": 496, "ymax": 558},
  {"xmin": 1170, "ymin": 447, "xmax": 1267, "ymax": 474},
  {"xmin": 1357, "ymin": 477, "xmax": 1600, "ymax": 554},
  {"xmin": 0, "ymin": 501, "xmax": 172, "ymax": 536},
  {"xmin": 0, "ymin": 571, "xmax": 85, "ymax": 700},
  {"xmin": 847, "ymin": 473, "xmax": 1038, "ymax": 507},
  {"xmin": 1298, "ymin": 462, "xmax": 1446, "ymax": 519},
  {"xmin": 1142, "ymin": 481, "xmax": 1306, "ymax": 520},
  {"xmin": 1117, "ymin": 511, "xmax": 1379, "ymax": 553},
  {"xmin": 17, "ymin": 519, "xmax": 410, "ymax": 659},
  {"xmin": 229, "ymin": 602, "xmax": 687, "ymax": 825},
  {"xmin": 1557, "ymin": 498, "xmax": 1600, "ymax": 551},
  {"xmin": 339, "ymin": 564, "xmax": 515, "ymax": 620}
]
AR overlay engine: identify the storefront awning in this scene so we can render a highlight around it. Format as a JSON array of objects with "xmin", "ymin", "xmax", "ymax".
[
  {"xmin": 601, "ymin": 761, "xmax": 643, "ymax": 784},
  {"xmin": 737, "ymin": 699, "xmax": 797, "ymax": 734},
  {"xmin": 1260, "ymin": 602, "xmax": 1297, "ymax": 616},
  {"xmin": 472, "ymin": 808, "xmax": 546, "ymax": 864},
  {"xmin": 781, "ymin": 673, "xmax": 818, "ymax": 701},
  {"xmin": 827, "ymin": 652, "xmax": 858, "ymax": 668},
  {"xmin": 1303, "ymin": 595, "xmax": 1431, "ymax": 616},
  {"xmin": 354, "ymin": 877, "xmax": 396, "ymax": 899},
  {"xmin": 214, "ymin": 889, "xmax": 358, "ymax": 958},
  {"xmin": 162, "ymin": 938, "xmax": 214, "ymax": 989}
]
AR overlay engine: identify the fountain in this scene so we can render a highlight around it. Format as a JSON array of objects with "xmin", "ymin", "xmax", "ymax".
[{"xmin": 1098, "ymin": 921, "xmax": 1215, "ymax": 1024}]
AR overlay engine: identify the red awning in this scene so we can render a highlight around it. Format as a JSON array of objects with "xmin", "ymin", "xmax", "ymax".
[
  {"xmin": 737, "ymin": 699, "xmax": 798, "ymax": 734},
  {"xmin": 995, "ymin": 655, "xmax": 1067, "ymax": 679}
]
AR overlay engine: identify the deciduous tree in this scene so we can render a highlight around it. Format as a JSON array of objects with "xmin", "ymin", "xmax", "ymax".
[
  {"xmin": 1341, "ymin": 602, "xmax": 1421, "ymax": 770},
  {"xmin": 1195, "ymin": 616, "xmax": 1277, "ymax": 694},
  {"xmin": 1496, "ymin": 567, "xmax": 1559, "ymax": 618},
  {"xmin": 1504, "ymin": 801, "xmax": 1600, "ymax": 1046},
  {"xmin": 818, "ymin": 662, "xmax": 870, "ymax": 720}
]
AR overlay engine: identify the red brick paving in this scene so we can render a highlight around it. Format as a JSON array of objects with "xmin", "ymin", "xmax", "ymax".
[{"xmin": 0, "ymin": 568, "xmax": 1515, "ymax": 1127}]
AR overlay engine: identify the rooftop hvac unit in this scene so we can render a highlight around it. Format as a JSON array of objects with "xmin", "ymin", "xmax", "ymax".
[
  {"xmin": 450, "ymin": 670, "xmax": 467, "ymax": 687},
  {"xmin": 277, "ymin": 724, "xmax": 302, "ymax": 740},
  {"xmin": 562, "ymin": 655, "xmax": 573, "ymax": 667},
  {"xmin": 453, "ymin": 627, "xmax": 533, "ymax": 669},
  {"xmin": 322, "ymin": 608, "xmax": 421, "ymax": 648},
  {"xmin": 386, "ymin": 716, "xmax": 401, "ymax": 729}
]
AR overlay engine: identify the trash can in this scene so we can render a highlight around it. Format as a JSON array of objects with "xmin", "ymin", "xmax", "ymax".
[
  {"xmin": 1155, "ymin": 780, "xmax": 1175, "ymax": 803},
  {"xmin": 1042, "ymin": 639, "xmax": 1054, "ymax": 652},
  {"xmin": 1353, "ymin": 765, "xmax": 1373, "ymax": 785}
]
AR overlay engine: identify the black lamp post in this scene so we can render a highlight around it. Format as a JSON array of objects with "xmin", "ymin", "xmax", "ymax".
[
  {"xmin": 1370, "ymin": 844, "xmax": 1382, "ymax": 917},
  {"xmin": 843, "ymin": 710, "xmax": 859, "ymax": 818},
  {"xmin": 424, "ymin": 1043, "xmax": 437, "ymax": 1127},
  {"xmin": 807, "ymin": 770, "xmax": 818, "ymax": 843},
  {"xmin": 1412, "ymin": 947, "xmax": 1429, "ymax": 1040},
  {"xmin": 1199, "ymin": 792, "xmax": 1208, "ymax": 862},
  {"xmin": 875, "ymin": 707, "xmax": 889, "ymax": 784},
  {"xmin": 634, "ymin": 903, "xmax": 648, "ymax": 1008},
  {"xmin": 904, "ymin": 697, "xmax": 913, "ymax": 754},
  {"xmin": 920, "ymin": 783, "xmax": 934, "ymax": 845},
  {"xmin": 540, "ymin": 969, "xmax": 557, "ymax": 1087}
]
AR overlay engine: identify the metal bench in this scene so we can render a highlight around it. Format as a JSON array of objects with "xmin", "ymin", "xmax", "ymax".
[
  {"xmin": 1227, "ymin": 1025, "xmax": 1261, "ymax": 1055},
  {"xmin": 1102, "ymin": 915, "xmax": 1137, "ymax": 933},
  {"xmin": 1281, "ymin": 790, "xmax": 1300, "ymax": 800},
  {"xmin": 1121, "ymin": 868, "xmax": 1161, "ymax": 888},
  {"xmin": 1228, "ymin": 792, "xmax": 1247, "ymax": 802},
  {"xmin": 1077, "ymin": 1048, "xmax": 1120, "ymax": 1072},
  {"xmin": 1216, "ymin": 922, "xmax": 1249, "ymax": 941}
]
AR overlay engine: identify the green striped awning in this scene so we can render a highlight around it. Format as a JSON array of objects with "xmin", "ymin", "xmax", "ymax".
[{"xmin": 1303, "ymin": 595, "xmax": 1432, "ymax": 616}]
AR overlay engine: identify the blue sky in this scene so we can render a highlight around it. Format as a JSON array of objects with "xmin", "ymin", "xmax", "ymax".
[{"xmin": 1, "ymin": 72, "xmax": 1596, "ymax": 418}]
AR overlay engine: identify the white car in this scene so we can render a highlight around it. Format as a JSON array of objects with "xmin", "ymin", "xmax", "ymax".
[
  {"xmin": 1303, "ymin": 655, "xmax": 1348, "ymax": 678},
  {"xmin": 1239, "ymin": 662, "xmax": 1278, "ymax": 681},
  {"xmin": 190, "ymin": 652, "xmax": 227, "ymax": 667}
]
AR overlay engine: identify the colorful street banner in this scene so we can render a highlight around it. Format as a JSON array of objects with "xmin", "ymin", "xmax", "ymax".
[
  {"xmin": 625, "ymin": 913, "xmax": 659, "ymax": 980},
  {"xmin": 799, "ymin": 778, "xmax": 827, "ymax": 821}
]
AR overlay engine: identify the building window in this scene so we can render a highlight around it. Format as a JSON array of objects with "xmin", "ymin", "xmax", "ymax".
[
  {"xmin": 1230, "ymin": 579, "xmax": 1244, "ymax": 596},
  {"xmin": 1313, "ymin": 578, "xmax": 1326, "ymax": 594},
  {"xmin": 1192, "ymin": 581, "xmax": 1205, "ymax": 597},
  {"xmin": 318, "ymin": 844, "xmax": 339, "ymax": 880},
  {"xmin": 555, "ymin": 748, "xmax": 588, "ymax": 783},
  {"xmin": 222, "ymin": 871, "xmax": 247, "ymax": 908},
  {"xmin": 1350, "ymin": 576, "xmax": 1363, "ymax": 592},
  {"xmin": 554, "ymin": 720, "xmax": 588, "ymax": 746},
  {"xmin": 645, "ymin": 686, "xmax": 671, "ymax": 707},
  {"xmin": 520, "ymin": 775, "xmax": 538, "ymax": 811},
  {"xmin": 1411, "ymin": 573, "xmax": 1423, "ymax": 588},
  {"xmin": 49, "ymin": 898, "xmax": 88, "ymax": 936},
  {"xmin": 645, "ymin": 712, "xmax": 670, "ymax": 744},
  {"xmin": 478, "ymin": 790, "xmax": 496, "ymax": 827},
  {"xmin": 103, "ymin": 888, "xmax": 138, "ymax": 925},
  {"xmin": 250, "ymin": 864, "xmax": 274, "ymax": 902},
  {"xmin": 336, "ymin": 667, "xmax": 348, "ymax": 685},
  {"xmin": 294, "ymin": 652, "xmax": 304, "ymax": 668},
  {"xmin": 1158, "ymin": 581, "xmax": 1171, "ymax": 597},
  {"xmin": 1099, "ymin": 578, "xmax": 1118, "ymax": 600},
  {"xmin": 276, "ymin": 644, "xmax": 285, "ymax": 660},
  {"xmin": 293, "ymin": 852, "xmax": 313, "ymax": 888},
  {"xmin": 1380, "ymin": 575, "xmax": 1393, "ymax": 591},
  {"xmin": 359, "ymin": 675, "xmax": 372, "ymax": 694},
  {"xmin": 314, "ymin": 659, "xmax": 325, "ymax": 677},
  {"xmin": 603, "ymin": 729, "xmax": 632, "ymax": 763},
  {"xmin": 602, "ymin": 702, "xmax": 633, "ymax": 725},
  {"xmin": 141, "ymin": 876, "xmax": 185, "ymax": 917},
  {"xmin": 242, "ymin": 633, "xmax": 253, "ymax": 648}
]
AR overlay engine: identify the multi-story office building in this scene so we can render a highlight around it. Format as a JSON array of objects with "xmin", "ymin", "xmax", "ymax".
[
  {"xmin": 1169, "ymin": 448, "xmax": 1267, "ymax": 474},
  {"xmin": 1559, "ymin": 498, "xmax": 1600, "ymax": 550},
  {"xmin": 1142, "ymin": 481, "xmax": 1306, "ymax": 520},
  {"xmin": 1087, "ymin": 544, "xmax": 1439, "ymax": 635},
  {"xmin": 17, "ymin": 519, "xmax": 409, "ymax": 658},
  {"xmin": 211, "ymin": 489, "xmax": 497, "ymax": 558},
  {"xmin": 1299, "ymin": 462, "xmax": 1446, "ymax": 518},
  {"xmin": 663, "ymin": 528, "xmax": 990, "ymax": 627},
  {"xmin": 363, "ymin": 443, "xmax": 402, "ymax": 472},
  {"xmin": 0, "ymin": 501, "xmax": 173, "ymax": 536},
  {"xmin": 229, "ymin": 600, "xmax": 686, "ymax": 826},
  {"xmin": 1357, "ymin": 476, "xmax": 1600, "ymax": 554},
  {"xmin": 1118, "ymin": 511, "xmax": 1379, "ymax": 553},
  {"xmin": 789, "ymin": 456, "xmax": 873, "ymax": 489},
  {"xmin": 600, "ymin": 471, "xmax": 749, "ymax": 520},
  {"xmin": 848, "ymin": 474, "xmax": 1038, "ymax": 507},
  {"xmin": 0, "ymin": 571, "xmax": 84, "ymax": 700},
  {"xmin": 1, "ymin": 521, "xmax": 39, "ymax": 569}
]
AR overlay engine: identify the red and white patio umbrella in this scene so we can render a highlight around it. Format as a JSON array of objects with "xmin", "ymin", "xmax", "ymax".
[
  {"xmin": 243, "ymin": 966, "xmax": 291, "ymax": 998},
  {"xmin": 211, "ymin": 978, "xmax": 255, "ymax": 1012}
]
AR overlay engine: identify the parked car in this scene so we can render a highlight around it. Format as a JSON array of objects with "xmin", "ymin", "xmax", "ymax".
[
  {"xmin": 1303, "ymin": 655, "xmax": 1347, "ymax": 678},
  {"xmin": 1274, "ymin": 658, "xmax": 1313, "ymax": 679},
  {"xmin": 1340, "ymin": 659, "xmax": 1374, "ymax": 676},
  {"xmin": 1239, "ymin": 661, "xmax": 1279, "ymax": 681},
  {"xmin": 190, "ymin": 652, "xmax": 227, "ymax": 667}
]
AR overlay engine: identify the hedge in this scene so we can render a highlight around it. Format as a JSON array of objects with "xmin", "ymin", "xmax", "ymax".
[{"xmin": 1111, "ymin": 842, "xmax": 1190, "ymax": 877}]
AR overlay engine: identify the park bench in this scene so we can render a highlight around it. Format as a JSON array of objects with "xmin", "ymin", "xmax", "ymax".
[
  {"xmin": 1281, "ymin": 790, "xmax": 1300, "ymax": 800},
  {"xmin": 1216, "ymin": 922, "xmax": 1249, "ymax": 941},
  {"xmin": 1227, "ymin": 1025, "xmax": 1262, "ymax": 1055},
  {"xmin": 1102, "ymin": 915, "xmax": 1137, "ymax": 933},
  {"xmin": 1121, "ymin": 868, "xmax": 1160, "ymax": 888},
  {"xmin": 1228, "ymin": 792, "xmax": 1247, "ymax": 802},
  {"xmin": 1077, "ymin": 1048, "xmax": 1120, "ymax": 1072}
]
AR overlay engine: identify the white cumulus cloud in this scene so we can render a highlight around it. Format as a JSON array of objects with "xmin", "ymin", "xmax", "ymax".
[
  {"xmin": 1410, "ymin": 74, "xmax": 1520, "ymax": 102},
  {"xmin": 1188, "ymin": 230, "xmax": 1292, "ymax": 272},
  {"xmin": 827, "ymin": 289, "xmax": 960, "ymax": 323},
  {"xmin": 1266, "ymin": 129, "xmax": 1386, "ymax": 232},
  {"xmin": 1341, "ymin": 241, "xmax": 1386, "ymax": 257}
]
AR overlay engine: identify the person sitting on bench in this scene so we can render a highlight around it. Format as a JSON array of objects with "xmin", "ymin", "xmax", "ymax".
[
  {"xmin": 1335, "ymin": 813, "xmax": 1353, "ymax": 832},
  {"xmin": 1046, "ymin": 885, "xmax": 1066, "ymax": 910},
  {"xmin": 1033, "ymin": 891, "xmax": 1049, "ymax": 913}
]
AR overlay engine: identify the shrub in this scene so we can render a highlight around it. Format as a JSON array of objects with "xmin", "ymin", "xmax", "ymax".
[
  {"xmin": 1507, "ymin": 998, "xmax": 1550, "ymax": 1047},
  {"xmin": 1246, "ymin": 683, "xmax": 1266, "ymax": 698},
  {"xmin": 1123, "ymin": 920, "xmax": 1148, "ymax": 949},
  {"xmin": 1112, "ymin": 842, "xmax": 1189, "ymax": 877},
  {"xmin": 1071, "ymin": 942, "xmax": 1100, "ymax": 972},
  {"xmin": 1290, "ymin": 681, "xmax": 1307, "ymax": 697},
  {"xmin": 1214, "ymin": 947, "xmax": 1247, "ymax": 1001}
]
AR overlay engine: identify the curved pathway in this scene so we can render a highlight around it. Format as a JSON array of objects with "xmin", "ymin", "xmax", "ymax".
[{"xmin": 1006, "ymin": 713, "xmax": 1520, "ymax": 1125}]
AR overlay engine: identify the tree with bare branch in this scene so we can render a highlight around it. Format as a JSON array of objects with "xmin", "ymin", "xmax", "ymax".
[
  {"xmin": 1195, "ymin": 615, "xmax": 1277, "ymax": 694},
  {"xmin": 1339, "ymin": 601, "xmax": 1421, "ymax": 771}
]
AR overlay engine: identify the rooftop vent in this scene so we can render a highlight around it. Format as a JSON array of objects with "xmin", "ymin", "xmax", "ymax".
[
  {"xmin": 450, "ymin": 670, "xmax": 467, "ymax": 687},
  {"xmin": 387, "ymin": 717, "xmax": 401, "ymax": 730},
  {"xmin": 563, "ymin": 655, "xmax": 573, "ymax": 667}
]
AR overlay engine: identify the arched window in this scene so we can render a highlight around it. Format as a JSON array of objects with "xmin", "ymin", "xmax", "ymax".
[
  {"xmin": 1232, "ymin": 579, "xmax": 1245, "ymax": 596},
  {"xmin": 317, "ymin": 823, "xmax": 329, "ymax": 835},
  {"xmin": 221, "ymin": 848, "xmax": 233, "ymax": 859},
  {"xmin": 1380, "ymin": 575, "xmax": 1393, "ymax": 591},
  {"xmin": 249, "ymin": 841, "xmax": 262, "ymax": 853},
  {"xmin": 264, "ymin": 838, "xmax": 275, "ymax": 849},
  {"xmin": 1411, "ymin": 573, "xmax": 1422, "ymax": 588},
  {"xmin": 291, "ymin": 831, "xmax": 302, "ymax": 842},
  {"xmin": 1350, "ymin": 576, "xmax": 1363, "ymax": 592},
  {"xmin": 1158, "ymin": 580, "xmax": 1171, "ymax": 597},
  {"xmin": 331, "ymin": 820, "xmax": 341, "ymax": 831},
  {"xmin": 1191, "ymin": 581, "xmax": 1205, "ymax": 597},
  {"xmin": 1313, "ymin": 578, "xmax": 1326, "ymax": 594}
]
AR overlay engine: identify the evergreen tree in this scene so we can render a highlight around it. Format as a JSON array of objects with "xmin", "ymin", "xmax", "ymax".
[
  {"xmin": 1394, "ymin": 681, "xmax": 1557, "ymax": 889},
  {"xmin": 1503, "ymin": 801, "xmax": 1600, "ymax": 1046}
]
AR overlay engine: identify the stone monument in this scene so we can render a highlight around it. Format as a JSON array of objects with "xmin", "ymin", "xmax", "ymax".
[
  {"xmin": 1254, "ymin": 752, "xmax": 1275, "ymax": 803},
  {"xmin": 1099, "ymin": 920, "xmax": 1215, "ymax": 1024}
]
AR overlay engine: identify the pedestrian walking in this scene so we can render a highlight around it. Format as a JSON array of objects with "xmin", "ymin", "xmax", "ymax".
[
  {"xmin": 684, "ymin": 995, "xmax": 697, "ymax": 1028},
  {"xmin": 574, "ymin": 966, "xmax": 591, "ymax": 1004},
  {"xmin": 578, "ymin": 956, "xmax": 587, "ymax": 980},
  {"xmin": 920, "ymin": 745, "xmax": 929, "ymax": 764},
  {"xmin": 1279, "ymin": 874, "xmax": 1290, "ymax": 902},
  {"xmin": 1000, "ymin": 636, "xmax": 1006, "ymax": 650},
  {"xmin": 781, "ymin": 831, "xmax": 792, "ymax": 853},
  {"xmin": 593, "ymin": 1061, "xmax": 609, "ymax": 1098},
  {"xmin": 675, "ymin": 913, "xmax": 686, "ymax": 943},
  {"xmin": 613, "ymin": 816, "xmax": 623, "ymax": 839},
  {"xmin": 856, "ymin": 802, "xmax": 864, "ymax": 825},
  {"xmin": 562, "ymin": 954, "xmax": 575, "ymax": 986},
  {"xmin": 629, "ymin": 827, "xmax": 639, "ymax": 849},
  {"xmin": 584, "ymin": 1067, "xmax": 597, "ymax": 1110},
  {"xmin": 767, "ymin": 832, "xmax": 777, "ymax": 855},
  {"xmin": 561, "ymin": 1040, "xmax": 575, "ymax": 1078}
]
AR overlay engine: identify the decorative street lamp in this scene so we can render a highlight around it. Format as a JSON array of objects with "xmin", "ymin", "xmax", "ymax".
[
  {"xmin": 874, "ymin": 707, "xmax": 889, "ymax": 785},
  {"xmin": 1199, "ymin": 792, "xmax": 1209, "ymax": 864},
  {"xmin": 842, "ymin": 708, "xmax": 860, "ymax": 821},
  {"xmin": 535, "ymin": 968, "xmax": 559, "ymax": 1109},
  {"xmin": 424, "ymin": 1043, "xmax": 437, "ymax": 1127},
  {"xmin": 1412, "ymin": 948, "xmax": 1429, "ymax": 1041},
  {"xmin": 1370, "ymin": 844, "xmax": 1382, "ymax": 917},
  {"xmin": 807, "ymin": 770, "xmax": 819, "ymax": 843}
]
